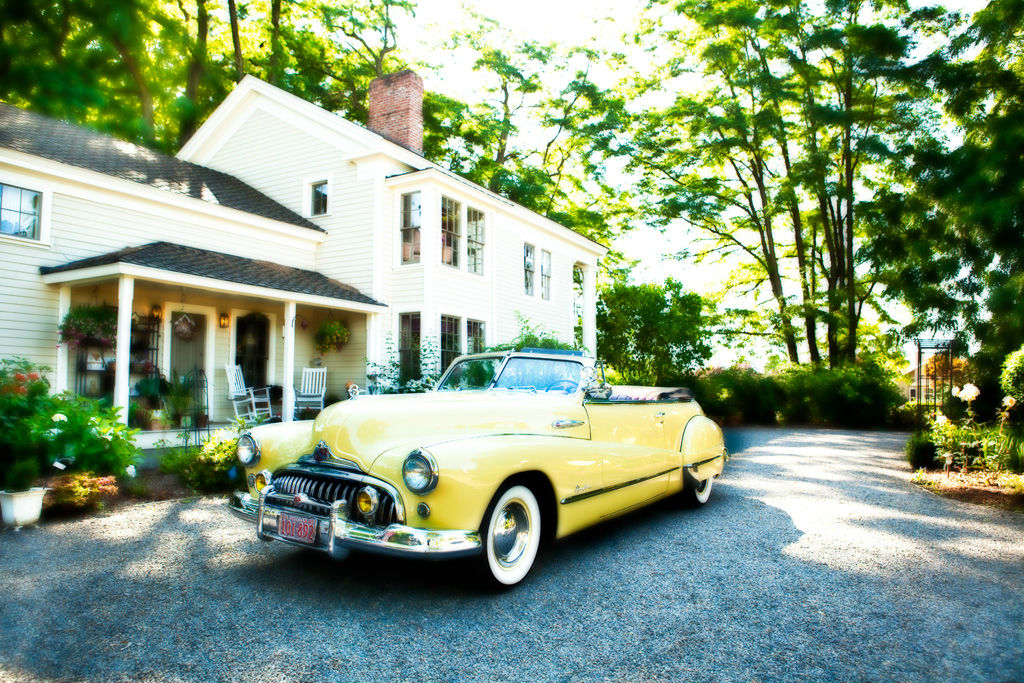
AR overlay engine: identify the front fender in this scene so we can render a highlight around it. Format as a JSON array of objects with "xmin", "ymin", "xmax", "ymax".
[
  {"xmin": 242, "ymin": 420, "xmax": 317, "ymax": 495},
  {"xmin": 369, "ymin": 434, "xmax": 600, "ymax": 538}
]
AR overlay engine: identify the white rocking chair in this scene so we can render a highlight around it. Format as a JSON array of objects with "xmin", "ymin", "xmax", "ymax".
[
  {"xmin": 225, "ymin": 364, "xmax": 273, "ymax": 423},
  {"xmin": 294, "ymin": 367, "xmax": 327, "ymax": 417}
]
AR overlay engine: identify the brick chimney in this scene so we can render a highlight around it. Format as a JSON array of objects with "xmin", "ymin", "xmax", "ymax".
[{"xmin": 368, "ymin": 69, "xmax": 424, "ymax": 154}]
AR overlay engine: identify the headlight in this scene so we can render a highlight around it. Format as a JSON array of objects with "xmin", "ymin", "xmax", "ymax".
[
  {"xmin": 402, "ymin": 449, "xmax": 438, "ymax": 494},
  {"xmin": 237, "ymin": 433, "xmax": 260, "ymax": 467}
]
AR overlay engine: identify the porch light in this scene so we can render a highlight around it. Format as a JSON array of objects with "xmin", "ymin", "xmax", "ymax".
[
  {"xmin": 219, "ymin": 313, "xmax": 230, "ymax": 328},
  {"xmin": 150, "ymin": 304, "xmax": 162, "ymax": 322}
]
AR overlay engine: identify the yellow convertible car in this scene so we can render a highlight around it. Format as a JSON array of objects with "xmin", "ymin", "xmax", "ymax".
[{"xmin": 228, "ymin": 349, "xmax": 727, "ymax": 585}]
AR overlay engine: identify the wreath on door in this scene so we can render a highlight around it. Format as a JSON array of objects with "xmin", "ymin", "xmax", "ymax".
[{"xmin": 173, "ymin": 313, "xmax": 197, "ymax": 341}]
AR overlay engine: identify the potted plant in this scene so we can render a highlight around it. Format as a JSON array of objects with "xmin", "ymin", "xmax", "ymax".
[
  {"xmin": 58, "ymin": 305, "xmax": 117, "ymax": 349},
  {"xmin": 314, "ymin": 320, "xmax": 350, "ymax": 354},
  {"xmin": 163, "ymin": 375, "xmax": 195, "ymax": 427},
  {"xmin": 0, "ymin": 358, "xmax": 51, "ymax": 526}
]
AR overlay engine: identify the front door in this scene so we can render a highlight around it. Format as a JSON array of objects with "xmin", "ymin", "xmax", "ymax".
[
  {"xmin": 169, "ymin": 311, "xmax": 207, "ymax": 382},
  {"xmin": 236, "ymin": 313, "xmax": 269, "ymax": 387}
]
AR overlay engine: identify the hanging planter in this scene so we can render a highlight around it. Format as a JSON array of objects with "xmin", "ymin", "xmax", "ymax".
[
  {"xmin": 173, "ymin": 313, "xmax": 197, "ymax": 341},
  {"xmin": 58, "ymin": 306, "xmax": 117, "ymax": 348},
  {"xmin": 314, "ymin": 320, "xmax": 350, "ymax": 354}
]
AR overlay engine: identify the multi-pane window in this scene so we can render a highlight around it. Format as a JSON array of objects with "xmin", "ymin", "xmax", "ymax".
[
  {"xmin": 399, "ymin": 312, "xmax": 421, "ymax": 382},
  {"xmin": 401, "ymin": 192, "xmax": 421, "ymax": 264},
  {"xmin": 524, "ymin": 243, "xmax": 536, "ymax": 296},
  {"xmin": 310, "ymin": 181, "xmax": 328, "ymax": 216},
  {"xmin": 440, "ymin": 315, "xmax": 462, "ymax": 372},
  {"xmin": 467, "ymin": 208, "xmax": 485, "ymax": 275},
  {"xmin": 541, "ymin": 250, "xmax": 552, "ymax": 300},
  {"xmin": 0, "ymin": 183, "xmax": 41, "ymax": 240},
  {"xmin": 467, "ymin": 319, "xmax": 486, "ymax": 354},
  {"xmin": 441, "ymin": 196, "xmax": 461, "ymax": 267}
]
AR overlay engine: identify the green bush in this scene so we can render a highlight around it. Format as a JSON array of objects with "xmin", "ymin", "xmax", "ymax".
[
  {"xmin": 45, "ymin": 473, "xmax": 119, "ymax": 512},
  {"xmin": 1001, "ymin": 345, "xmax": 1024, "ymax": 401},
  {"xmin": 776, "ymin": 361, "xmax": 903, "ymax": 428},
  {"xmin": 0, "ymin": 357, "xmax": 52, "ymax": 490},
  {"xmin": 682, "ymin": 367, "xmax": 783, "ymax": 424},
  {"xmin": 36, "ymin": 393, "xmax": 139, "ymax": 475},
  {"xmin": 161, "ymin": 427, "xmax": 244, "ymax": 493},
  {"xmin": 905, "ymin": 431, "xmax": 938, "ymax": 470}
]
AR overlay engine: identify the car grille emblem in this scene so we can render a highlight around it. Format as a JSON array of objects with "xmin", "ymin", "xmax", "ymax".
[{"xmin": 312, "ymin": 440, "xmax": 331, "ymax": 463}]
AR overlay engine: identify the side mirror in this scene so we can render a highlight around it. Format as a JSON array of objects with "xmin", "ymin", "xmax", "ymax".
[{"xmin": 581, "ymin": 366, "xmax": 611, "ymax": 400}]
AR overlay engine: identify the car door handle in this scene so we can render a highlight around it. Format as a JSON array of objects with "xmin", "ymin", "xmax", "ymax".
[
  {"xmin": 654, "ymin": 412, "xmax": 666, "ymax": 422},
  {"xmin": 552, "ymin": 419, "xmax": 585, "ymax": 429}
]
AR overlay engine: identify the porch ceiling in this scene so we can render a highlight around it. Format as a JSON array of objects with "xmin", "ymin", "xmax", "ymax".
[{"xmin": 39, "ymin": 241, "xmax": 384, "ymax": 312}]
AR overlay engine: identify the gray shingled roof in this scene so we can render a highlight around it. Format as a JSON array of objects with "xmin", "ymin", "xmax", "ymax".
[
  {"xmin": 40, "ymin": 242, "xmax": 382, "ymax": 307},
  {"xmin": 0, "ymin": 103, "xmax": 322, "ymax": 232}
]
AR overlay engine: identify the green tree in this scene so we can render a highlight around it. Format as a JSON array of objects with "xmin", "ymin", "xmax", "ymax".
[
  {"xmin": 596, "ymin": 279, "xmax": 715, "ymax": 385},
  {"xmin": 618, "ymin": 0, "xmax": 942, "ymax": 366}
]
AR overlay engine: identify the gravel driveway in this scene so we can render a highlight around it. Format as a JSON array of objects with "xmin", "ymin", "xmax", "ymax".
[{"xmin": 2, "ymin": 427, "xmax": 1022, "ymax": 683}]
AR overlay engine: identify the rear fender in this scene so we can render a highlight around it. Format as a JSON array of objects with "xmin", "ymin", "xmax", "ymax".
[{"xmin": 679, "ymin": 415, "xmax": 726, "ymax": 480}]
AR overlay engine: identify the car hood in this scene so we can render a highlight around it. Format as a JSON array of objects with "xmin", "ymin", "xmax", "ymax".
[{"xmin": 309, "ymin": 391, "xmax": 589, "ymax": 471}]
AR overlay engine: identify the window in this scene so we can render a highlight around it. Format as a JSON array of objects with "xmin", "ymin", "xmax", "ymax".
[
  {"xmin": 310, "ymin": 181, "xmax": 328, "ymax": 216},
  {"xmin": 467, "ymin": 319, "xmax": 486, "ymax": 354},
  {"xmin": 401, "ymin": 192, "xmax": 421, "ymax": 264},
  {"xmin": 541, "ymin": 250, "xmax": 552, "ymax": 300},
  {"xmin": 441, "ymin": 196, "xmax": 461, "ymax": 267},
  {"xmin": 399, "ymin": 312, "xmax": 421, "ymax": 382},
  {"xmin": 0, "ymin": 183, "xmax": 41, "ymax": 240},
  {"xmin": 524, "ymin": 243, "xmax": 536, "ymax": 295},
  {"xmin": 440, "ymin": 315, "xmax": 461, "ymax": 371},
  {"xmin": 467, "ymin": 208, "xmax": 485, "ymax": 275}
]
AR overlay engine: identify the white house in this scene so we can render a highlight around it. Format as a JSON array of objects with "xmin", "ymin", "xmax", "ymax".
[{"xmin": 0, "ymin": 70, "xmax": 607, "ymax": 429}]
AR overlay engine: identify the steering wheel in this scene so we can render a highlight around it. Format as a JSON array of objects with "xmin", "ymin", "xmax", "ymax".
[{"xmin": 545, "ymin": 379, "xmax": 579, "ymax": 393}]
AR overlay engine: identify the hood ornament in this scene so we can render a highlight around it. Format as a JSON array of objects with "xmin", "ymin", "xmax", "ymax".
[{"xmin": 312, "ymin": 440, "xmax": 332, "ymax": 463}]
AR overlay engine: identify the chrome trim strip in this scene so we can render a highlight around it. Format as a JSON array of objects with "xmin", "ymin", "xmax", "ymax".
[
  {"xmin": 560, "ymin": 466, "xmax": 679, "ymax": 505},
  {"xmin": 683, "ymin": 453, "xmax": 725, "ymax": 470}
]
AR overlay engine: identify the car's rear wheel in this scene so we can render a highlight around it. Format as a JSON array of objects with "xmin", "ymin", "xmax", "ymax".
[
  {"xmin": 482, "ymin": 485, "xmax": 541, "ymax": 586},
  {"xmin": 680, "ymin": 469, "xmax": 714, "ymax": 507}
]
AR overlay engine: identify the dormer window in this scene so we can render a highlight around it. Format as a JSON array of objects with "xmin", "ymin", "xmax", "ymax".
[{"xmin": 310, "ymin": 180, "xmax": 328, "ymax": 216}]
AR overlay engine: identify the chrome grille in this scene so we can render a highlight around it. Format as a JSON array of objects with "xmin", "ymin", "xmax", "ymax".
[{"xmin": 269, "ymin": 469, "xmax": 398, "ymax": 527}]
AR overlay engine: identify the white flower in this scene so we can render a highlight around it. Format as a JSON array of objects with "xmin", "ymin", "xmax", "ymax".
[
  {"xmin": 125, "ymin": 465, "xmax": 137, "ymax": 478},
  {"xmin": 52, "ymin": 413, "xmax": 67, "ymax": 422},
  {"xmin": 959, "ymin": 383, "xmax": 980, "ymax": 402},
  {"xmin": 934, "ymin": 414, "xmax": 949, "ymax": 425},
  {"xmin": 1004, "ymin": 396, "xmax": 1017, "ymax": 408},
  {"xmin": 951, "ymin": 386, "xmax": 961, "ymax": 398}
]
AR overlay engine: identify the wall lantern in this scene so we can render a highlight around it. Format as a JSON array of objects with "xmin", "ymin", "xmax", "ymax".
[
  {"xmin": 150, "ymin": 304, "xmax": 162, "ymax": 323},
  {"xmin": 219, "ymin": 313, "xmax": 230, "ymax": 329}
]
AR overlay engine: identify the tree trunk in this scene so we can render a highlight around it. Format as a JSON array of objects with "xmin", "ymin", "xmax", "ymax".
[
  {"xmin": 112, "ymin": 37, "xmax": 154, "ymax": 140},
  {"xmin": 228, "ymin": 0, "xmax": 244, "ymax": 81},
  {"xmin": 269, "ymin": 0, "xmax": 282, "ymax": 84},
  {"xmin": 178, "ymin": 0, "xmax": 209, "ymax": 147}
]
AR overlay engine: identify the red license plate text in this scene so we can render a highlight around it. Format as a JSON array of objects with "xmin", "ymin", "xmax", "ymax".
[{"xmin": 278, "ymin": 513, "xmax": 317, "ymax": 544}]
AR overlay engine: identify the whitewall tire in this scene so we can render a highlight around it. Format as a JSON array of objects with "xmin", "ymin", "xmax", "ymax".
[
  {"xmin": 681, "ymin": 470, "xmax": 714, "ymax": 507},
  {"xmin": 482, "ymin": 485, "xmax": 541, "ymax": 586}
]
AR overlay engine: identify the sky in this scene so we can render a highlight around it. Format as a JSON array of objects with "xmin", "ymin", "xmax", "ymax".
[{"xmin": 399, "ymin": 0, "xmax": 989, "ymax": 368}]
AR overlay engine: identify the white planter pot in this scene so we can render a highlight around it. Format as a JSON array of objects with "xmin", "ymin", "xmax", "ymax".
[{"xmin": 0, "ymin": 487, "xmax": 48, "ymax": 526}]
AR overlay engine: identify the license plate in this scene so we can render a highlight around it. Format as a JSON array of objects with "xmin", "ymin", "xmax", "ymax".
[{"xmin": 278, "ymin": 512, "xmax": 317, "ymax": 545}]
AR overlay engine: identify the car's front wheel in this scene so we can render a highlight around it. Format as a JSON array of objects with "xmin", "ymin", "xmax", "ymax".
[{"xmin": 482, "ymin": 485, "xmax": 541, "ymax": 586}]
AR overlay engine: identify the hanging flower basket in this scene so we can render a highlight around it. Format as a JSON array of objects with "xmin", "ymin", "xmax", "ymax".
[
  {"xmin": 314, "ymin": 320, "xmax": 350, "ymax": 354},
  {"xmin": 173, "ymin": 313, "xmax": 197, "ymax": 341},
  {"xmin": 58, "ymin": 306, "xmax": 117, "ymax": 348}
]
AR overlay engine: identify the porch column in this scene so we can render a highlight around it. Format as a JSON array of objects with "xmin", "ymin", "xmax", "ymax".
[
  {"xmin": 55, "ymin": 286, "xmax": 71, "ymax": 393},
  {"xmin": 282, "ymin": 301, "xmax": 296, "ymax": 422},
  {"xmin": 113, "ymin": 276, "xmax": 134, "ymax": 424},
  {"xmin": 581, "ymin": 263, "xmax": 597, "ymax": 356}
]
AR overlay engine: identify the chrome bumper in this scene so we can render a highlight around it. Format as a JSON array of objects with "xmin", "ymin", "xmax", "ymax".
[{"xmin": 228, "ymin": 490, "xmax": 481, "ymax": 559}]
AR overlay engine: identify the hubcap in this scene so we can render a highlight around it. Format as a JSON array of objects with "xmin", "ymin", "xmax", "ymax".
[{"xmin": 492, "ymin": 501, "xmax": 530, "ymax": 568}]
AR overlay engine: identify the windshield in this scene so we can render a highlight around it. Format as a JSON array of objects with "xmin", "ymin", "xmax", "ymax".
[
  {"xmin": 436, "ymin": 357, "xmax": 501, "ymax": 391},
  {"xmin": 492, "ymin": 357, "xmax": 583, "ymax": 394}
]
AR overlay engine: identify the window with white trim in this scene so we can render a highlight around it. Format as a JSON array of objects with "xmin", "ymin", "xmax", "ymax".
[
  {"xmin": 399, "ymin": 312, "xmax": 421, "ymax": 382},
  {"xmin": 0, "ymin": 183, "xmax": 41, "ymax": 240},
  {"xmin": 441, "ymin": 196, "xmax": 461, "ymax": 267},
  {"xmin": 541, "ymin": 249, "xmax": 552, "ymax": 300},
  {"xmin": 310, "ymin": 180, "xmax": 328, "ymax": 216},
  {"xmin": 400, "ymin": 192, "xmax": 421, "ymax": 264},
  {"xmin": 524, "ymin": 243, "xmax": 536, "ymax": 296},
  {"xmin": 440, "ymin": 315, "xmax": 461, "ymax": 371},
  {"xmin": 467, "ymin": 207, "xmax": 485, "ymax": 275},
  {"xmin": 467, "ymin": 319, "xmax": 486, "ymax": 354}
]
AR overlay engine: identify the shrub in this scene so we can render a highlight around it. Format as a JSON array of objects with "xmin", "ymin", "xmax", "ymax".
[
  {"xmin": 161, "ymin": 428, "xmax": 243, "ymax": 493},
  {"xmin": 1001, "ymin": 345, "xmax": 1024, "ymax": 401},
  {"xmin": 34, "ymin": 393, "xmax": 139, "ymax": 476},
  {"xmin": 0, "ymin": 357, "xmax": 52, "ymax": 490},
  {"xmin": 45, "ymin": 473, "xmax": 118, "ymax": 512},
  {"xmin": 905, "ymin": 432, "xmax": 938, "ymax": 470},
  {"xmin": 777, "ymin": 361, "xmax": 902, "ymax": 428},
  {"xmin": 682, "ymin": 367, "xmax": 783, "ymax": 424}
]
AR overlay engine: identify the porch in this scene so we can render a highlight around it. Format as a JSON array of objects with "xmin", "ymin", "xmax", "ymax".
[{"xmin": 40, "ymin": 242, "xmax": 385, "ymax": 429}]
